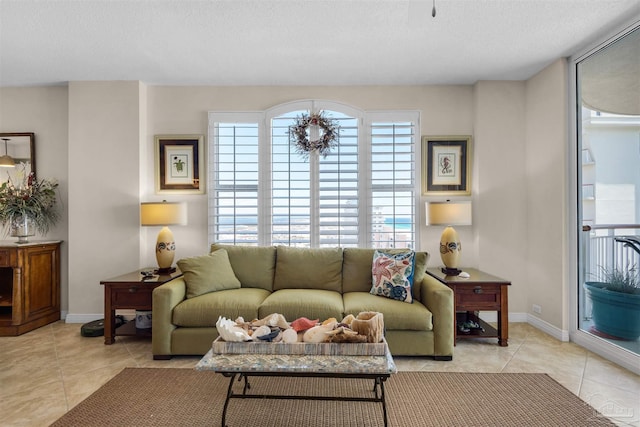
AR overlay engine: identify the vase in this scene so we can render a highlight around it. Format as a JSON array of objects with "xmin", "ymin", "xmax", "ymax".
[{"xmin": 10, "ymin": 214, "xmax": 36, "ymax": 243}]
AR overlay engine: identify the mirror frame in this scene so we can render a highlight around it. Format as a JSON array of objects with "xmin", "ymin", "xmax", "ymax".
[{"xmin": 0, "ymin": 132, "xmax": 36, "ymax": 177}]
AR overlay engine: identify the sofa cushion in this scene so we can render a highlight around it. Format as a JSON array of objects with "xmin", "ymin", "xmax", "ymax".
[
  {"xmin": 173, "ymin": 288, "xmax": 271, "ymax": 327},
  {"xmin": 211, "ymin": 244, "xmax": 276, "ymax": 291},
  {"xmin": 343, "ymin": 292, "xmax": 433, "ymax": 331},
  {"xmin": 343, "ymin": 248, "xmax": 429, "ymax": 301},
  {"xmin": 178, "ymin": 249, "xmax": 241, "ymax": 299},
  {"xmin": 342, "ymin": 248, "xmax": 376, "ymax": 293},
  {"xmin": 370, "ymin": 249, "xmax": 415, "ymax": 303},
  {"xmin": 273, "ymin": 246, "xmax": 343, "ymax": 292},
  {"xmin": 258, "ymin": 289, "xmax": 344, "ymax": 321}
]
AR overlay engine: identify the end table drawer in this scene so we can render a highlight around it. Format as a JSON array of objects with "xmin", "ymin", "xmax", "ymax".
[
  {"xmin": 111, "ymin": 286, "xmax": 153, "ymax": 308},
  {"xmin": 457, "ymin": 284, "xmax": 501, "ymax": 309}
]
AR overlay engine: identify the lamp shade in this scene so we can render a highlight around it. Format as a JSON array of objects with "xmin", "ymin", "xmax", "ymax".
[
  {"xmin": 426, "ymin": 201, "xmax": 472, "ymax": 226},
  {"xmin": 0, "ymin": 155, "xmax": 15, "ymax": 167},
  {"xmin": 0, "ymin": 138, "xmax": 15, "ymax": 168},
  {"xmin": 140, "ymin": 201, "xmax": 187, "ymax": 226}
]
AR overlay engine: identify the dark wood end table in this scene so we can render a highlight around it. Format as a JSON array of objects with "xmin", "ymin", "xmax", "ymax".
[
  {"xmin": 100, "ymin": 268, "xmax": 182, "ymax": 345},
  {"xmin": 426, "ymin": 268, "xmax": 511, "ymax": 346}
]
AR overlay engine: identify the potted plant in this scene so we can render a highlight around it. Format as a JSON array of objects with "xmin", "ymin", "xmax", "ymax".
[
  {"xmin": 0, "ymin": 170, "xmax": 59, "ymax": 243},
  {"xmin": 584, "ymin": 264, "xmax": 640, "ymax": 341}
]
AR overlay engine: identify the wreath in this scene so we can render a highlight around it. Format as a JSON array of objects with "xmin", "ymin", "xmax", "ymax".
[{"xmin": 289, "ymin": 111, "xmax": 339, "ymax": 159}]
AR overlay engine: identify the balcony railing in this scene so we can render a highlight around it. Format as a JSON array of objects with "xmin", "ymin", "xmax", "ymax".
[{"xmin": 581, "ymin": 224, "xmax": 640, "ymax": 320}]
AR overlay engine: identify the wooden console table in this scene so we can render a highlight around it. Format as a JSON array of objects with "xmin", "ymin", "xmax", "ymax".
[
  {"xmin": 426, "ymin": 268, "xmax": 511, "ymax": 346},
  {"xmin": 100, "ymin": 268, "xmax": 182, "ymax": 345},
  {"xmin": 0, "ymin": 240, "xmax": 62, "ymax": 336}
]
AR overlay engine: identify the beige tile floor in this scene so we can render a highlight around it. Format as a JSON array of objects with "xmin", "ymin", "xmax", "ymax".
[{"xmin": 1, "ymin": 321, "xmax": 638, "ymax": 426}]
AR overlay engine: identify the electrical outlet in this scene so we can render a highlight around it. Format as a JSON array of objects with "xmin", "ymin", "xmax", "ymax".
[{"xmin": 532, "ymin": 304, "xmax": 542, "ymax": 314}]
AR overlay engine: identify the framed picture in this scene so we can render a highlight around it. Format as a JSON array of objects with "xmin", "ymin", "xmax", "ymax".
[
  {"xmin": 422, "ymin": 135, "xmax": 472, "ymax": 196},
  {"xmin": 155, "ymin": 135, "xmax": 205, "ymax": 194}
]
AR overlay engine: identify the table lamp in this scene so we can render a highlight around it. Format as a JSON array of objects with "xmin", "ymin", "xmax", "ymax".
[
  {"xmin": 140, "ymin": 201, "xmax": 187, "ymax": 274},
  {"xmin": 426, "ymin": 200, "xmax": 472, "ymax": 276}
]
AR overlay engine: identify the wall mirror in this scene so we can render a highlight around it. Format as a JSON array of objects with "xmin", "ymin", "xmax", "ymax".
[{"xmin": 0, "ymin": 132, "xmax": 36, "ymax": 185}]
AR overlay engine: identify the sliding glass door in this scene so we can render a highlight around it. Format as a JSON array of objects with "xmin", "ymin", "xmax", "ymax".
[{"xmin": 574, "ymin": 24, "xmax": 640, "ymax": 369}]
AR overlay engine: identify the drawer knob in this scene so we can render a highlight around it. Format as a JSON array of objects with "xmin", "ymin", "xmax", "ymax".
[
  {"xmin": 128, "ymin": 286, "xmax": 139, "ymax": 293},
  {"xmin": 473, "ymin": 286, "xmax": 483, "ymax": 294}
]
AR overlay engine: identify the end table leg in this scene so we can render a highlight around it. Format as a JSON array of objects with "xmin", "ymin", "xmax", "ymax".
[
  {"xmin": 103, "ymin": 288, "xmax": 115, "ymax": 345},
  {"xmin": 498, "ymin": 307, "xmax": 509, "ymax": 346}
]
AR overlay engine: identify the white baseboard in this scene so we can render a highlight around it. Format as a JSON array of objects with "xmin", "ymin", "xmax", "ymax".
[
  {"xmin": 477, "ymin": 311, "xmax": 569, "ymax": 342},
  {"xmin": 65, "ymin": 313, "xmax": 104, "ymax": 324},
  {"xmin": 477, "ymin": 311, "xmax": 528, "ymax": 323},
  {"xmin": 527, "ymin": 314, "xmax": 570, "ymax": 341},
  {"xmin": 65, "ymin": 310, "xmax": 137, "ymax": 324}
]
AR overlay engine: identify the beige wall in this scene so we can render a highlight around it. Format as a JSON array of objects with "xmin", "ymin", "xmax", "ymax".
[
  {"xmin": 0, "ymin": 86, "xmax": 70, "ymax": 311},
  {"xmin": 144, "ymin": 85, "xmax": 478, "ymax": 268},
  {"xmin": 473, "ymin": 81, "xmax": 529, "ymax": 314},
  {"xmin": 67, "ymin": 81, "xmax": 143, "ymax": 316},
  {"xmin": 524, "ymin": 59, "xmax": 569, "ymax": 329},
  {"xmin": 0, "ymin": 65, "xmax": 570, "ymax": 330}
]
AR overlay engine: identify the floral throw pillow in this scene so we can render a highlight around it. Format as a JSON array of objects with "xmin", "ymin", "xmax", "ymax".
[{"xmin": 370, "ymin": 250, "xmax": 415, "ymax": 303}]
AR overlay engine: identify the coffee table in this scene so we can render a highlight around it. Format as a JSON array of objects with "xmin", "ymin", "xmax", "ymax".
[{"xmin": 195, "ymin": 342, "xmax": 397, "ymax": 427}]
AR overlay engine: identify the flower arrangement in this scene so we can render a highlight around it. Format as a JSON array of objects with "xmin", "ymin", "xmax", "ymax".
[
  {"xmin": 289, "ymin": 111, "xmax": 339, "ymax": 160},
  {"xmin": 0, "ymin": 170, "xmax": 59, "ymax": 236}
]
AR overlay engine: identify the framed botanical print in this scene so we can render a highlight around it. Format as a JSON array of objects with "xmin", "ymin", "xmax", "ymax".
[
  {"xmin": 155, "ymin": 135, "xmax": 205, "ymax": 194},
  {"xmin": 422, "ymin": 135, "xmax": 472, "ymax": 196}
]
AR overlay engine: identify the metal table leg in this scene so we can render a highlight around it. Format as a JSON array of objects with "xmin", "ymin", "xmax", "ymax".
[{"xmin": 221, "ymin": 373, "xmax": 237, "ymax": 427}]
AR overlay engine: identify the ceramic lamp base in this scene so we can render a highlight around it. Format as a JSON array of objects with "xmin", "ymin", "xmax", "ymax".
[
  {"xmin": 155, "ymin": 226, "xmax": 176, "ymax": 272},
  {"xmin": 440, "ymin": 225, "xmax": 462, "ymax": 272}
]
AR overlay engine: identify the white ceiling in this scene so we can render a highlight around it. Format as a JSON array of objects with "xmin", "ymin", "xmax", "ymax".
[{"xmin": 1, "ymin": 0, "xmax": 639, "ymax": 87}]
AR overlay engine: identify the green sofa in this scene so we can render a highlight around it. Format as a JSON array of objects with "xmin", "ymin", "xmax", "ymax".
[{"xmin": 152, "ymin": 244, "xmax": 454, "ymax": 360}]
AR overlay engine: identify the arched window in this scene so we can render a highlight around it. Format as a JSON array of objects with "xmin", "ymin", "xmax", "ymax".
[{"xmin": 208, "ymin": 100, "xmax": 418, "ymax": 249}]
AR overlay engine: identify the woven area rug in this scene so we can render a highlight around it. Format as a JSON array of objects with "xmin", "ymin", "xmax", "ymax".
[{"xmin": 51, "ymin": 368, "xmax": 614, "ymax": 427}]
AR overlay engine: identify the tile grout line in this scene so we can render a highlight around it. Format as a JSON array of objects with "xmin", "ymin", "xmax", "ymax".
[{"xmin": 51, "ymin": 324, "xmax": 72, "ymax": 412}]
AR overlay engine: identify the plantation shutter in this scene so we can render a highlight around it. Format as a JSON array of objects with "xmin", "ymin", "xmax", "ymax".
[
  {"xmin": 369, "ymin": 116, "xmax": 418, "ymax": 249},
  {"xmin": 269, "ymin": 110, "xmax": 360, "ymax": 247},
  {"xmin": 208, "ymin": 105, "xmax": 419, "ymax": 250},
  {"xmin": 209, "ymin": 115, "xmax": 261, "ymax": 245},
  {"xmin": 318, "ymin": 114, "xmax": 359, "ymax": 247}
]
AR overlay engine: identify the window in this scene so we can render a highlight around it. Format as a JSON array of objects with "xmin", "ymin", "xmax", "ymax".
[
  {"xmin": 208, "ymin": 102, "xmax": 419, "ymax": 249},
  {"xmin": 368, "ymin": 113, "xmax": 417, "ymax": 249},
  {"xmin": 208, "ymin": 113, "xmax": 261, "ymax": 245}
]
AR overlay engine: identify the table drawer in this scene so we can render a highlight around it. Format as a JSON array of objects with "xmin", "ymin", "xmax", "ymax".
[
  {"xmin": 110, "ymin": 285, "xmax": 153, "ymax": 309},
  {"xmin": 456, "ymin": 284, "xmax": 501, "ymax": 309}
]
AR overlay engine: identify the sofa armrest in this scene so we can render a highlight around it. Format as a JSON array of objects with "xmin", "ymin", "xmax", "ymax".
[
  {"xmin": 152, "ymin": 277, "xmax": 186, "ymax": 357},
  {"xmin": 420, "ymin": 275, "xmax": 454, "ymax": 358}
]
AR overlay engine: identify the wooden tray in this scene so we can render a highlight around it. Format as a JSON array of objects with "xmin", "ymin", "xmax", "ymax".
[{"xmin": 212, "ymin": 337, "xmax": 387, "ymax": 356}]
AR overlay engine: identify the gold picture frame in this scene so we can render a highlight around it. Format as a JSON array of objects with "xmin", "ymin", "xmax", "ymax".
[
  {"xmin": 422, "ymin": 135, "xmax": 472, "ymax": 196},
  {"xmin": 155, "ymin": 135, "xmax": 205, "ymax": 194}
]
